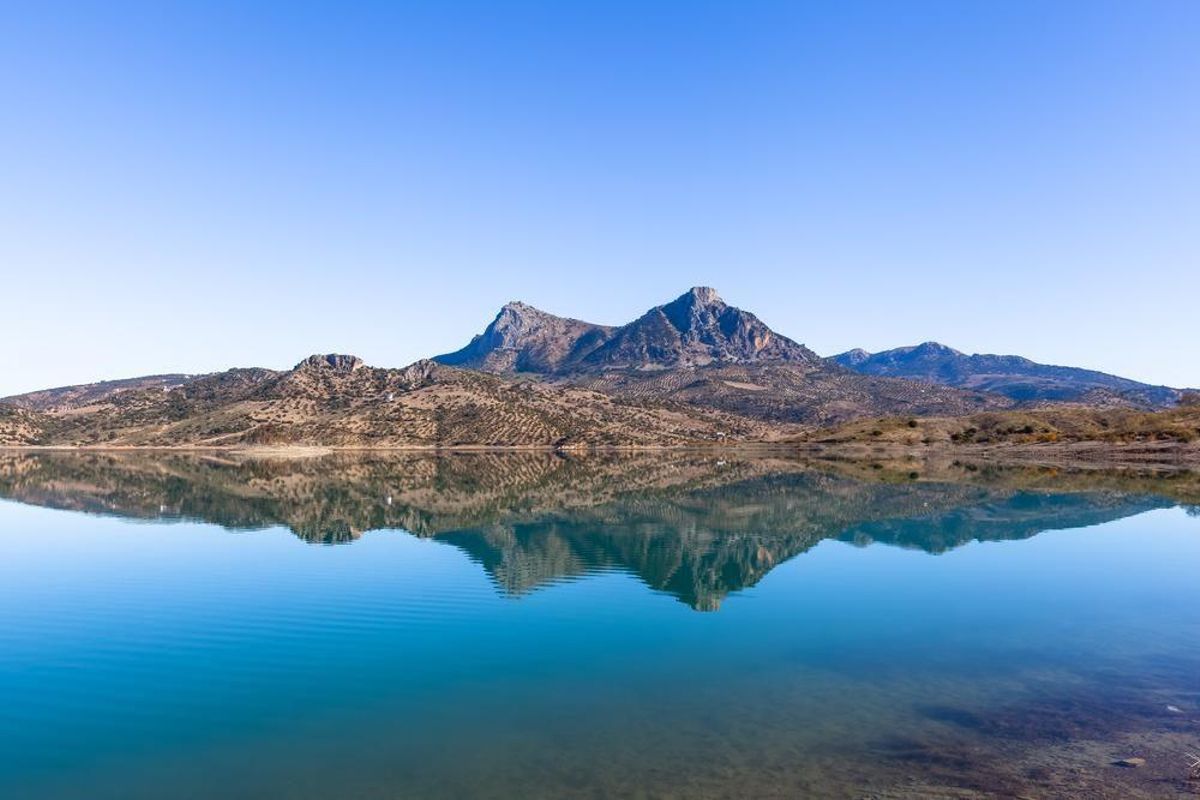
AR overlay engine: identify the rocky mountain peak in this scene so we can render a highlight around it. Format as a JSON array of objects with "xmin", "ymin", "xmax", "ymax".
[
  {"xmin": 296, "ymin": 354, "xmax": 365, "ymax": 373},
  {"xmin": 684, "ymin": 286, "xmax": 723, "ymax": 306},
  {"xmin": 434, "ymin": 301, "xmax": 615, "ymax": 374},
  {"xmin": 579, "ymin": 287, "xmax": 818, "ymax": 369},
  {"xmin": 488, "ymin": 301, "xmax": 560, "ymax": 341},
  {"xmin": 496, "ymin": 300, "xmax": 543, "ymax": 320},
  {"xmin": 908, "ymin": 341, "xmax": 964, "ymax": 357},
  {"xmin": 501, "ymin": 300, "xmax": 532, "ymax": 311},
  {"xmin": 437, "ymin": 287, "xmax": 819, "ymax": 374},
  {"xmin": 659, "ymin": 287, "xmax": 726, "ymax": 332},
  {"xmin": 836, "ymin": 348, "xmax": 872, "ymax": 367}
]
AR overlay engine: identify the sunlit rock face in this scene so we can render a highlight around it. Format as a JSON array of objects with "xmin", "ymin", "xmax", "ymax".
[
  {"xmin": 296, "ymin": 354, "xmax": 365, "ymax": 373},
  {"xmin": 436, "ymin": 287, "xmax": 819, "ymax": 374},
  {"xmin": 577, "ymin": 287, "xmax": 820, "ymax": 370}
]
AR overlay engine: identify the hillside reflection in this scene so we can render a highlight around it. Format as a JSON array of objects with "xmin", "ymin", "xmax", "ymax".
[{"xmin": 1, "ymin": 451, "xmax": 1195, "ymax": 610}]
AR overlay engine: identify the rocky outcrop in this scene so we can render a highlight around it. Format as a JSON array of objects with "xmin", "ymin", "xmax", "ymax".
[
  {"xmin": 296, "ymin": 354, "xmax": 365, "ymax": 373},
  {"xmin": 435, "ymin": 287, "xmax": 818, "ymax": 375},
  {"xmin": 434, "ymin": 302, "xmax": 614, "ymax": 373},
  {"xmin": 577, "ymin": 287, "xmax": 820, "ymax": 370}
]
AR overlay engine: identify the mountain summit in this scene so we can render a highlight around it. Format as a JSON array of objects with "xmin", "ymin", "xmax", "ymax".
[
  {"xmin": 575, "ymin": 287, "xmax": 819, "ymax": 370},
  {"xmin": 434, "ymin": 301, "xmax": 615, "ymax": 373},
  {"xmin": 435, "ymin": 287, "xmax": 818, "ymax": 374}
]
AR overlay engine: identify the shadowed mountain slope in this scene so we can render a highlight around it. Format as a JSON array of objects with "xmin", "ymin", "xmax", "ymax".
[
  {"xmin": 571, "ymin": 361, "xmax": 1008, "ymax": 425},
  {"xmin": 833, "ymin": 342, "xmax": 1187, "ymax": 407}
]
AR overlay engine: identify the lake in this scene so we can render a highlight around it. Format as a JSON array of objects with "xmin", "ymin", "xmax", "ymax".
[{"xmin": 0, "ymin": 451, "xmax": 1198, "ymax": 798}]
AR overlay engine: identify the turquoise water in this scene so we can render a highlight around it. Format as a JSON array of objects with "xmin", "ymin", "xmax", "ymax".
[{"xmin": 0, "ymin": 453, "xmax": 1198, "ymax": 798}]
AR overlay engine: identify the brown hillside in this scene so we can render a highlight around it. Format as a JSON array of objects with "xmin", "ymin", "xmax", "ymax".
[
  {"xmin": 572, "ymin": 362, "xmax": 1009, "ymax": 425},
  {"xmin": 22, "ymin": 356, "xmax": 787, "ymax": 448}
]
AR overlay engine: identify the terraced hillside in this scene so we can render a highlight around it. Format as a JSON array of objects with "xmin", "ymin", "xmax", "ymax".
[
  {"xmin": 572, "ymin": 361, "xmax": 1008, "ymax": 425},
  {"xmin": 798, "ymin": 403, "xmax": 1200, "ymax": 465},
  {"xmin": 4, "ymin": 354, "xmax": 780, "ymax": 448}
]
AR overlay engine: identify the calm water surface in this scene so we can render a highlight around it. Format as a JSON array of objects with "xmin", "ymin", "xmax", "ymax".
[{"xmin": 0, "ymin": 452, "xmax": 1198, "ymax": 798}]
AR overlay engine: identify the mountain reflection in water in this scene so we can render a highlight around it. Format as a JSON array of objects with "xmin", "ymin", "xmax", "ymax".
[{"xmin": 0, "ymin": 451, "xmax": 1195, "ymax": 610}]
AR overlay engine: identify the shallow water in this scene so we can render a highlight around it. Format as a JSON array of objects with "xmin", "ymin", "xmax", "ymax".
[{"xmin": 0, "ymin": 452, "xmax": 1198, "ymax": 798}]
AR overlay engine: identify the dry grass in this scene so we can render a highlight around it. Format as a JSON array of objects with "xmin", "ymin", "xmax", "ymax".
[
  {"xmin": 7, "ymin": 360, "xmax": 790, "ymax": 449},
  {"xmin": 805, "ymin": 405, "xmax": 1200, "ymax": 448}
]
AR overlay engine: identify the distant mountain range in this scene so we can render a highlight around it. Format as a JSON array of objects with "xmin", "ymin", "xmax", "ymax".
[
  {"xmin": 833, "ymin": 341, "xmax": 1185, "ymax": 407},
  {"xmin": 1, "ymin": 286, "xmax": 1193, "ymax": 448}
]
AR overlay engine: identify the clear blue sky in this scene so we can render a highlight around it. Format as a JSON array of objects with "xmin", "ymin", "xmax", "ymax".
[{"xmin": 2, "ymin": 0, "xmax": 1197, "ymax": 395}]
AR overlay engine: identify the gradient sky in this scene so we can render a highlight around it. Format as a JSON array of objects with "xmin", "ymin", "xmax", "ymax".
[{"xmin": 2, "ymin": 0, "xmax": 1198, "ymax": 396}]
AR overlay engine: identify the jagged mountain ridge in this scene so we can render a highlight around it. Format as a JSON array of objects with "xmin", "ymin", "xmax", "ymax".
[
  {"xmin": 435, "ymin": 287, "xmax": 820, "ymax": 374},
  {"xmin": 832, "ymin": 341, "xmax": 1186, "ymax": 407},
  {"xmin": 435, "ymin": 301, "xmax": 616, "ymax": 373},
  {"xmin": 577, "ymin": 286, "xmax": 821, "ymax": 370},
  {"xmin": 435, "ymin": 287, "xmax": 1008, "ymax": 423}
]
